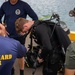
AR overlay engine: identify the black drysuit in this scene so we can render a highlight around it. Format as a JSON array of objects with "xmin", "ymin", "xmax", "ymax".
[{"xmin": 31, "ymin": 21, "xmax": 71, "ymax": 75}]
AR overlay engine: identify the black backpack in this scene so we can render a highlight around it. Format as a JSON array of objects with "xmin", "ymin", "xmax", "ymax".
[{"xmin": 25, "ymin": 14, "xmax": 70, "ymax": 68}]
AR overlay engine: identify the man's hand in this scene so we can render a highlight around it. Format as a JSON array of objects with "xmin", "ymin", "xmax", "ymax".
[{"xmin": 37, "ymin": 57, "xmax": 44, "ymax": 63}]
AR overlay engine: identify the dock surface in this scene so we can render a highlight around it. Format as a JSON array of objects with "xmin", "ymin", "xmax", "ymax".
[
  {"xmin": 14, "ymin": 34, "xmax": 63, "ymax": 75},
  {"xmin": 14, "ymin": 59, "xmax": 63, "ymax": 75}
]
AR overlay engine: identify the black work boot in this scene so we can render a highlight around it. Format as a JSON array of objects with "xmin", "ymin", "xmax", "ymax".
[{"xmin": 11, "ymin": 67, "xmax": 15, "ymax": 75}]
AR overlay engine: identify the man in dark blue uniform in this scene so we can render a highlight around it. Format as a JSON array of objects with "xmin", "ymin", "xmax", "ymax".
[
  {"xmin": 0, "ymin": 0, "xmax": 38, "ymax": 75},
  {"xmin": 0, "ymin": 0, "xmax": 38, "ymax": 44},
  {"xmin": 0, "ymin": 24, "xmax": 27, "ymax": 75}
]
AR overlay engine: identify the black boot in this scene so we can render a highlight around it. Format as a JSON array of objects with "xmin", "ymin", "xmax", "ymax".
[
  {"xmin": 20, "ymin": 70, "xmax": 24, "ymax": 75},
  {"xmin": 11, "ymin": 67, "xmax": 14, "ymax": 75}
]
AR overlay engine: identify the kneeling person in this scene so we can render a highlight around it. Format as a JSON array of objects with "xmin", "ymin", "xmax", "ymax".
[{"xmin": 0, "ymin": 24, "xmax": 27, "ymax": 75}]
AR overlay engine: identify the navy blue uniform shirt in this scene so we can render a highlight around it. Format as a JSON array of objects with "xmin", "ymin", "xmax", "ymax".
[
  {"xmin": 0, "ymin": 0, "xmax": 38, "ymax": 38},
  {"xmin": 0, "ymin": 36, "xmax": 27, "ymax": 75}
]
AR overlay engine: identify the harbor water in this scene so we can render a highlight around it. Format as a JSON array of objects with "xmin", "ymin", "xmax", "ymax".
[{"xmin": 0, "ymin": 0, "xmax": 75, "ymax": 31}]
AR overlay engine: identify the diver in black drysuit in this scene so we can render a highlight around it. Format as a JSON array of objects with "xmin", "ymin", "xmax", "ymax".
[{"xmin": 31, "ymin": 20, "xmax": 71, "ymax": 75}]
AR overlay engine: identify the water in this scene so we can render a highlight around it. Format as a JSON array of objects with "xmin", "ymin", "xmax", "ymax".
[{"xmin": 0, "ymin": 0, "xmax": 75, "ymax": 31}]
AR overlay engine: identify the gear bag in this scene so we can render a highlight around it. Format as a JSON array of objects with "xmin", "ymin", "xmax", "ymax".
[{"xmin": 25, "ymin": 19, "xmax": 71, "ymax": 68}]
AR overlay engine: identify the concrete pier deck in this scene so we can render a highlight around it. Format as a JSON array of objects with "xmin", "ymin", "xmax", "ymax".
[
  {"xmin": 14, "ymin": 59, "xmax": 63, "ymax": 75},
  {"xmin": 14, "ymin": 34, "xmax": 63, "ymax": 75}
]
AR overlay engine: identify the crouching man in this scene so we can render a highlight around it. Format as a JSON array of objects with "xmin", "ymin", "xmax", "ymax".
[
  {"xmin": 0, "ymin": 24, "xmax": 27, "ymax": 75},
  {"xmin": 15, "ymin": 18, "xmax": 71, "ymax": 75}
]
